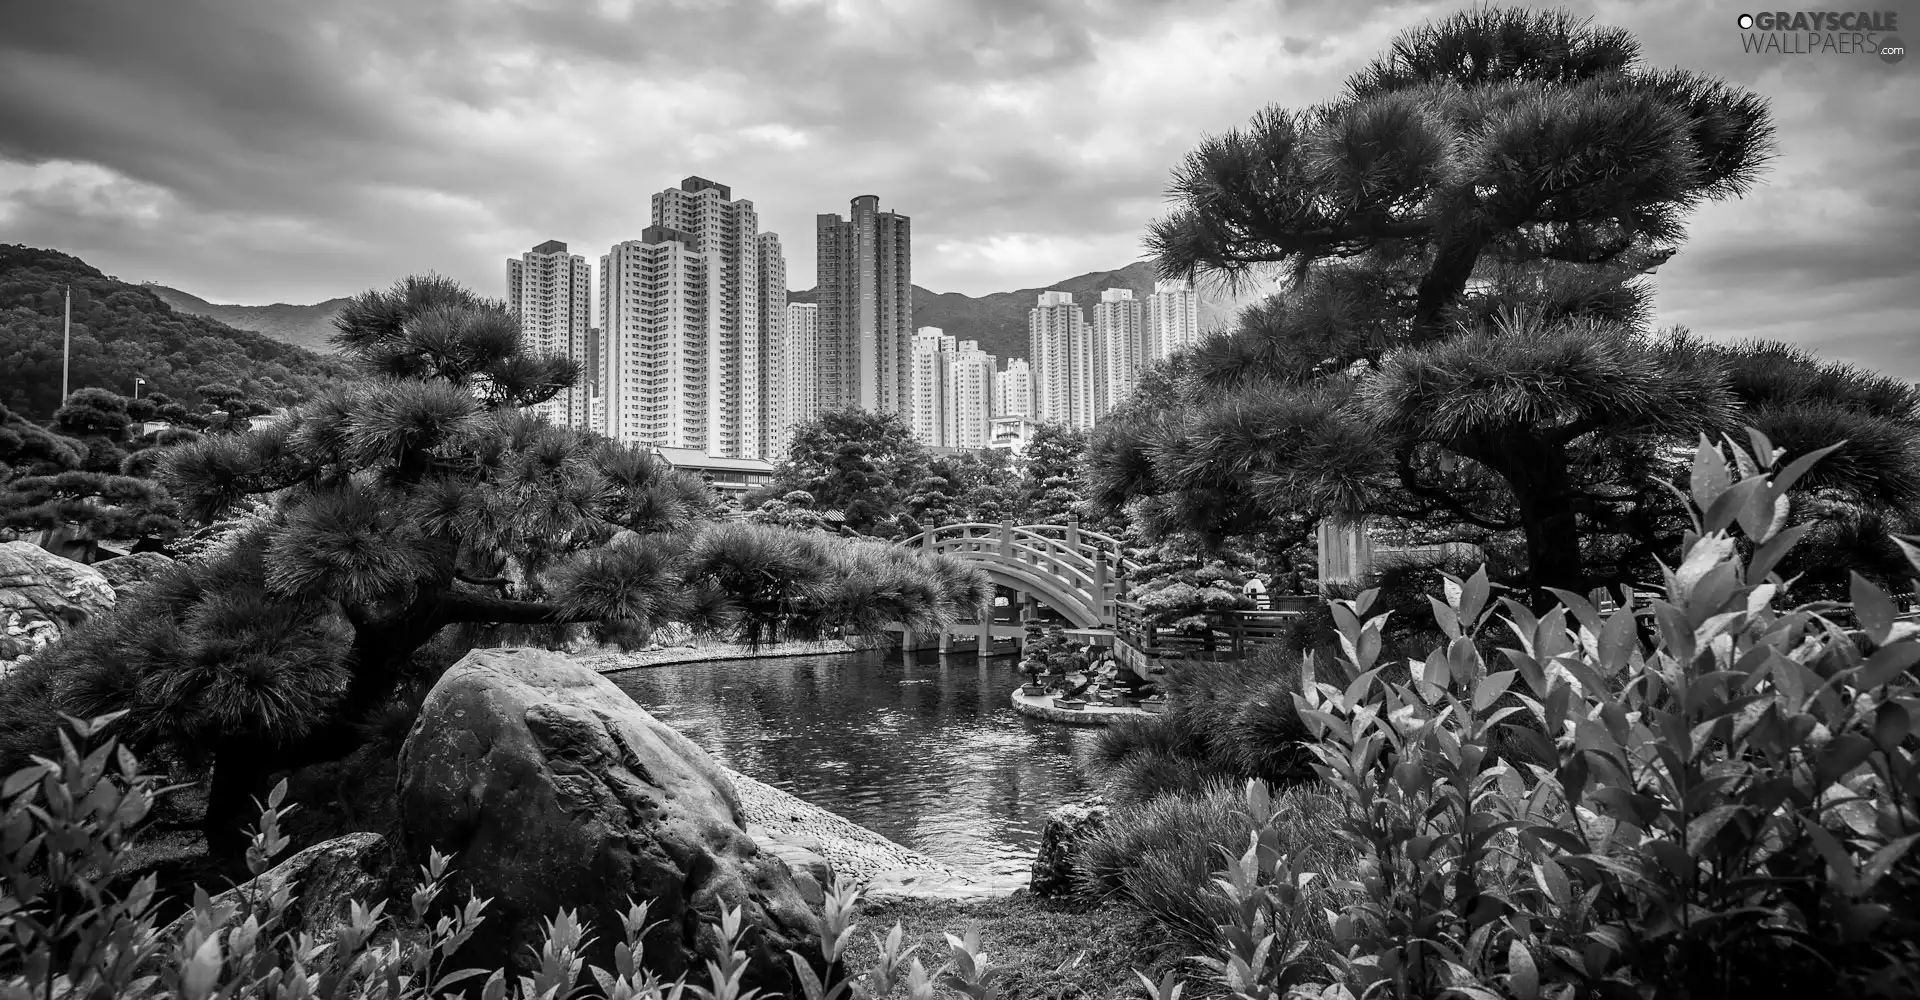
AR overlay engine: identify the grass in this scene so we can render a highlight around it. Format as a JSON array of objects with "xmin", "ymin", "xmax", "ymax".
[
  {"xmin": 841, "ymin": 893, "xmax": 1203, "ymax": 1000},
  {"xmin": 1078, "ymin": 782, "xmax": 1359, "ymax": 953}
]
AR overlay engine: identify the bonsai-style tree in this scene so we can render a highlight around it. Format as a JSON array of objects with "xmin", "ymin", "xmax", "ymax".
[
  {"xmin": 0, "ymin": 274, "xmax": 987, "ymax": 856},
  {"xmin": 760, "ymin": 409, "xmax": 930, "ymax": 536},
  {"xmin": 1015, "ymin": 423, "xmax": 1090, "ymax": 526},
  {"xmin": 746, "ymin": 490, "xmax": 840, "ymax": 533},
  {"xmin": 0, "ymin": 395, "xmax": 184, "ymax": 556},
  {"xmin": 49, "ymin": 387, "xmax": 133, "ymax": 473},
  {"xmin": 1090, "ymin": 9, "xmax": 1920, "ymax": 602},
  {"xmin": 1127, "ymin": 545, "xmax": 1257, "ymax": 651}
]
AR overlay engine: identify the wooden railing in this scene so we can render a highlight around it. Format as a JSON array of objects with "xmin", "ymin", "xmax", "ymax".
[{"xmin": 1114, "ymin": 601, "xmax": 1311, "ymax": 661}]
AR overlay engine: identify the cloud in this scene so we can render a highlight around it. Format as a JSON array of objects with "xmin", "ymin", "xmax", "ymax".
[{"xmin": 0, "ymin": 0, "xmax": 1914, "ymax": 376}]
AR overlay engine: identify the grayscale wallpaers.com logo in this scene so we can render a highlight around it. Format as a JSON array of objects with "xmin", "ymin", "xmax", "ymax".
[{"xmin": 1737, "ymin": 11, "xmax": 1904, "ymax": 62}]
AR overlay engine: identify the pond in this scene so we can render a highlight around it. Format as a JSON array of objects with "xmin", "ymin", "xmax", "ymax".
[{"xmin": 607, "ymin": 648, "xmax": 1101, "ymax": 879}]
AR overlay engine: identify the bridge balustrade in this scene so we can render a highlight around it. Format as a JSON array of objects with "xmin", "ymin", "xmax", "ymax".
[{"xmin": 1114, "ymin": 601, "xmax": 1306, "ymax": 661}]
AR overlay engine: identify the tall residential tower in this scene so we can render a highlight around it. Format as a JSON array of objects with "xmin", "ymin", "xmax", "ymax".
[
  {"xmin": 507, "ymin": 240, "xmax": 593, "ymax": 428},
  {"xmin": 1028, "ymin": 290, "xmax": 1094, "ymax": 430},
  {"xmin": 816, "ymin": 196, "xmax": 912, "ymax": 417},
  {"xmin": 1145, "ymin": 278, "xmax": 1200, "ymax": 362},
  {"xmin": 600, "ymin": 177, "xmax": 780, "ymax": 457}
]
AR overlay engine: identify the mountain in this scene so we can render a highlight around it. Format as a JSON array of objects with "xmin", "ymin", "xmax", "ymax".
[
  {"xmin": 156, "ymin": 260, "xmax": 1278, "ymax": 367},
  {"xmin": 0, "ymin": 246, "xmax": 351, "ymax": 420},
  {"xmin": 910, "ymin": 261, "xmax": 1273, "ymax": 363},
  {"xmin": 795, "ymin": 261, "xmax": 1276, "ymax": 364},
  {"xmin": 146, "ymin": 284, "xmax": 349, "ymax": 353}
]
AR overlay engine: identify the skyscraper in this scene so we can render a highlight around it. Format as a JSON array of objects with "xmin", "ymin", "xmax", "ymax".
[
  {"xmin": 1145, "ymin": 278, "xmax": 1200, "ymax": 361},
  {"xmin": 600, "ymin": 227, "xmax": 706, "ymax": 447},
  {"xmin": 774, "ymin": 301, "xmax": 819, "ymax": 456},
  {"xmin": 1029, "ymin": 290, "xmax": 1094, "ymax": 430},
  {"xmin": 507, "ymin": 240, "xmax": 593, "ymax": 428},
  {"xmin": 994, "ymin": 358, "xmax": 1032, "ymax": 418},
  {"xmin": 910, "ymin": 327, "xmax": 952, "ymax": 446},
  {"xmin": 650, "ymin": 177, "xmax": 763, "ymax": 458},
  {"xmin": 817, "ymin": 196, "xmax": 912, "ymax": 416},
  {"xmin": 946, "ymin": 340, "xmax": 996, "ymax": 450},
  {"xmin": 600, "ymin": 177, "xmax": 777, "ymax": 457},
  {"xmin": 756, "ymin": 233, "xmax": 788, "ymax": 459},
  {"xmin": 1092, "ymin": 287, "xmax": 1145, "ymax": 417}
]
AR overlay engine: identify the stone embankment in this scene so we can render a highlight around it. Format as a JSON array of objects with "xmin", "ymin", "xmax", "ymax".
[{"xmin": 1008, "ymin": 687, "xmax": 1152, "ymax": 726}]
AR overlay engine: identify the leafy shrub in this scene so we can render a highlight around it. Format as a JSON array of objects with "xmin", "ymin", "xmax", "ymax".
[
  {"xmin": 0, "ymin": 713, "xmax": 1016, "ymax": 1000},
  {"xmin": 1091, "ymin": 652, "xmax": 1319, "ymax": 802},
  {"xmin": 1198, "ymin": 432, "xmax": 1920, "ymax": 999}
]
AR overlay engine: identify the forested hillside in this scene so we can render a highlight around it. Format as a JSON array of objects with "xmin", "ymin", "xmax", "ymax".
[{"xmin": 0, "ymin": 246, "xmax": 350, "ymax": 419}]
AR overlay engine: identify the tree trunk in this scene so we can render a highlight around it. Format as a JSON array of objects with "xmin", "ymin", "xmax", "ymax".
[
  {"xmin": 203, "ymin": 734, "xmax": 279, "ymax": 860},
  {"xmin": 1503, "ymin": 448, "xmax": 1586, "ymax": 604},
  {"xmin": 1412, "ymin": 229, "xmax": 1488, "ymax": 340}
]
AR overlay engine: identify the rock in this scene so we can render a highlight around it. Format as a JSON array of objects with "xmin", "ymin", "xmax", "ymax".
[
  {"xmin": 92, "ymin": 551, "xmax": 177, "ymax": 602},
  {"xmin": 1029, "ymin": 799, "xmax": 1109, "ymax": 897},
  {"xmin": 866, "ymin": 867, "xmax": 1025, "ymax": 901},
  {"xmin": 396, "ymin": 647, "xmax": 820, "ymax": 992},
  {"xmin": 748, "ymin": 823, "xmax": 834, "ymax": 897},
  {"xmin": 0, "ymin": 541, "xmax": 116, "ymax": 675},
  {"xmin": 158, "ymin": 832, "xmax": 390, "ymax": 947}
]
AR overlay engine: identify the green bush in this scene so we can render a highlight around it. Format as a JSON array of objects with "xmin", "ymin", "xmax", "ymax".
[
  {"xmin": 1078, "ymin": 783, "xmax": 1354, "ymax": 948},
  {"xmin": 0, "ymin": 714, "xmax": 1023, "ymax": 1000},
  {"xmin": 1091, "ymin": 652, "xmax": 1318, "ymax": 802},
  {"xmin": 1198, "ymin": 432, "xmax": 1920, "ymax": 999}
]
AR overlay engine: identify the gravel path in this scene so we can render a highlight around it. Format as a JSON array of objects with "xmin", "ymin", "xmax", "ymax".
[
  {"xmin": 575, "ymin": 639, "xmax": 858, "ymax": 674},
  {"xmin": 722, "ymin": 767, "xmax": 961, "ymax": 884}
]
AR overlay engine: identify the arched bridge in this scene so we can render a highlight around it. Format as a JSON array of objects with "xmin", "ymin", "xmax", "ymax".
[{"xmin": 897, "ymin": 521, "xmax": 1140, "ymax": 630}]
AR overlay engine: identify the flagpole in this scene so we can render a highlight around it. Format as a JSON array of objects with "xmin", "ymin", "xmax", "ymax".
[{"xmin": 61, "ymin": 284, "xmax": 71, "ymax": 402}]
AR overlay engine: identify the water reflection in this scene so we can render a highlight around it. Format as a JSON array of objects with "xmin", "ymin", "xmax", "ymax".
[{"xmin": 608, "ymin": 649, "xmax": 1100, "ymax": 877}]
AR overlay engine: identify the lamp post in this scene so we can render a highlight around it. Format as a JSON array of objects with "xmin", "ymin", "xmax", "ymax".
[
  {"xmin": 60, "ymin": 285, "xmax": 71, "ymax": 403},
  {"xmin": 133, "ymin": 376, "xmax": 146, "ymax": 400}
]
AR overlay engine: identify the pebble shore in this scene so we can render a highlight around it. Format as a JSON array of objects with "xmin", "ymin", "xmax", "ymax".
[{"xmin": 575, "ymin": 638, "xmax": 859, "ymax": 674}]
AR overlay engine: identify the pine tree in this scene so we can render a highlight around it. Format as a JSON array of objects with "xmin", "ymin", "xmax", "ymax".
[
  {"xmin": 759, "ymin": 409, "xmax": 930, "ymax": 535},
  {"xmin": 0, "ymin": 395, "xmax": 183, "ymax": 555},
  {"xmin": 1016, "ymin": 423, "xmax": 1090, "ymax": 525},
  {"xmin": 0, "ymin": 275, "xmax": 987, "ymax": 855},
  {"xmin": 1091, "ymin": 8, "xmax": 1919, "ymax": 599}
]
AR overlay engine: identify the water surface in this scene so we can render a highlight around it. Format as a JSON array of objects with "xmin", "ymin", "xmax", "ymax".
[{"xmin": 607, "ymin": 649, "xmax": 1100, "ymax": 878}]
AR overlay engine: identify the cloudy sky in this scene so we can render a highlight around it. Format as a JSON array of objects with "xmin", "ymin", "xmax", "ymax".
[{"xmin": 1, "ymin": 0, "xmax": 1915, "ymax": 374}]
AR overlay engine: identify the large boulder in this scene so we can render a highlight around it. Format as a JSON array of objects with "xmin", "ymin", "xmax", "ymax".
[
  {"xmin": 92, "ymin": 551, "xmax": 177, "ymax": 602},
  {"xmin": 156, "ymin": 832, "xmax": 391, "ymax": 949},
  {"xmin": 0, "ymin": 541, "xmax": 116, "ymax": 675},
  {"xmin": 396, "ymin": 648, "xmax": 820, "ymax": 991},
  {"xmin": 1029, "ymin": 798, "xmax": 1109, "ymax": 896}
]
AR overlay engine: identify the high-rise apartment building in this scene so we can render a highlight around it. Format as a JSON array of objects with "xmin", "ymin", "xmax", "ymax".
[
  {"xmin": 774, "ymin": 301, "xmax": 819, "ymax": 456},
  {"xmin": 1029, "ymin": 290, "xmax": 1094, "ymax": 430},
  {"xmin": 910, "ymin": 327, "xmax": 996, "ymax": 450},
  {"xmin": 649, "ymin": 176, "xmax": 763, "ymax": 458},
  {"xmin": 817, "ymin": 196, "xmax": 912, "ymax": 416},
  {"xmin": 910, "ymin": 327, "xmax": 953, "ymax": 446},
  {"xmin": 600, "ymin": 227, "xmax": 706, "ymax": 447},
  {"xmin": 756, "ymin": 233, "xmax": 788, "ymax": 459},
  {"xmin": 946, "ymin": 340, "xmax": 996, "ymax": 450},
  {"xmin": 600, "ymin": 177, "xmax": 778, "ymax": 457},
  {"xmin": 1091, "ymin": 287, "xmax": 1145, "ymax": 418},
  {"xmin": 507, "ymin": 240, "xmax": 593, "ymax": 428},
  {"xmin": 994, "ymin": 358, "xmax": 1032, "ymax": 418},
  {"xmin": 585, "ymin": 326, "xmax": 602, "ymax": 398},
  {"xmin": 1145, "ymin": 278, "xmax": 1200, "ymax": 362}
]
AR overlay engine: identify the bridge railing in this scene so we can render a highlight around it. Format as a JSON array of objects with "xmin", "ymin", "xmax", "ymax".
[
  {"xmin": 901, "ymin": 522, "xmax": 1113, "ymax": 605},
  {"xmin": 900, "ymin": 522, "xmax": 1143, "ymax": 577},
  {"xmin": 1114, "ymin": 601, "xmax": 1308, "ymax": 661}
]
